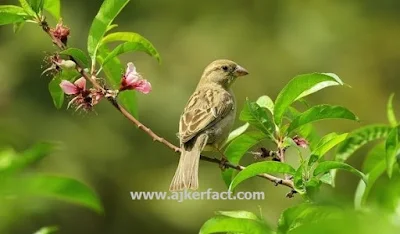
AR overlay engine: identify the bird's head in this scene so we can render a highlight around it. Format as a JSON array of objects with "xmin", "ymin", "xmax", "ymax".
[{"xmin": 199, "ymin": 59, "xmax": 248, "ymax": 88}]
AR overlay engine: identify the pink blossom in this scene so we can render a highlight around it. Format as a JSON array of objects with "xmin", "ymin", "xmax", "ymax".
[
  {"xmin": 59, "ymin": 77, "xmax": 102, "ymax": 111},
  {"xmin": 120, "ymin": 62, "xmax": 152, "ymax": 94},
  {"xmin": 59, "ymin": 77, "xmax": 86, "ymax": 95}
]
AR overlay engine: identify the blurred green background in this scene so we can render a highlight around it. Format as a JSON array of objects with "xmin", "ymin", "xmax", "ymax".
[{"xmin": 1, "ymin": 0, "xmax": 400, "ymax": 233}]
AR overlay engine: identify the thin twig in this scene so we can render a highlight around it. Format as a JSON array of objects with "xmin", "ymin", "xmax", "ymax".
[{"xmin": 40, "ymin": 20, "xmax": 294, "ymax": 191}]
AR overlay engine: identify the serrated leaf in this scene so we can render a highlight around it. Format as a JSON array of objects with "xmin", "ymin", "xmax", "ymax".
[
  {"xmin": 43, "ymin": 0, "xmax": 60, "ymax": 20},
  {"xmin": 314, "ymin": 161, "xmax": 367, "ymax": 184},
  {"xmin": 308, "ymin": 132, "xmax": 348, "ymax": 165},
  {"xmin": 387, "ymin": 93, "xmax": 397, "ymax": 127},
  {"xmin": 277, "ymin": 203, "xmax": 343, "ymax": 234},
  {"xmin": 256, "ymin": 95, "xmax": 274, "ymax": 115},
  {"xmin": 100, "ymin": 32, "xmax": 160, "ymax": 65},
  {"xmin": 222, "ymin": 131, "xmax": 267, "ymax": 187},
  {"xmin": 240, "ymin": 100, "xmax": 275, "ymax": 138},
  {"xmin": 229, "ymin": 161, "xmax": 295, "ymax": 191},
  {"xmin": 274, "ymin": 73, "xmax": 344, "ymax": 126},
  {"xmin": 97, "ymin": 46, "xmax": 138, "ymax": 117},
  {"xmin": 354, "ymin": 161, "xmax": 385, "ymax": 209},
  {"xmin": 224, "ymin": 123, "xmax": 250, "ymax": 147},
  {"xmin": 287, "ymin": 105, "xmax": 358, "ymax": 134},
  {"xmin": 48, "ymin": 74, "xmax": 64, "ymax": 109},
  {"xmin": 87, "ymin": 0, "xmax": 130, "ymax": 67},
  {"xmin": 385, "ymin": 126, "xmax": 400, "ymax": 178},
  {"xmin": 199, "ymin": 215, "xmax": 271, "ymax": 234},
  {"xmin": 1, "ymin": 174, "xmax": 103, "ymax": 213},
  {"xmin": 0, "ymin": 5, "xmax": 28, "ymax": 25},
  {"xmin": 335, "ymin": 125, "xmax": 392, "ymax": 162},
  {"xmin": 60, "ymin": 48, "xmax": 90, "ymax": 68},
  {"xmin": 216, "ymin": 210, "xmax": 260, "ymax": 221}
]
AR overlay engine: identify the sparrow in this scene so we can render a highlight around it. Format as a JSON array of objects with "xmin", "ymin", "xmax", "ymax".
[{"xmin": 169, "ymin": 59, "xmax": 249, "ymax": 191}]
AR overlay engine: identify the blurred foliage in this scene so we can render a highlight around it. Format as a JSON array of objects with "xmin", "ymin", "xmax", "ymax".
[{"xmin": 1, "ymin": 0, "xmax": 400, "ymax": 233}]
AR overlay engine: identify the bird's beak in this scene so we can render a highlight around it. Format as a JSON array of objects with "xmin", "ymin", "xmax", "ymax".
[{"xmin": 234, "ymin": 65, "xmax": 249, "ymax": 77}]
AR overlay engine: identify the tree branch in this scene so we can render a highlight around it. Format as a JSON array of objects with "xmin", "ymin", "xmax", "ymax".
[{"xmin": 40, "ymin": 20, "xmax": 294, "ymax": 191}]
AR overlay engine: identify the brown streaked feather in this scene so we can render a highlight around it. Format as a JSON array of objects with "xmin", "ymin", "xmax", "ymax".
[{"xmin": 179, "ymin": 86, "xmax": 234, "ymax": 144}]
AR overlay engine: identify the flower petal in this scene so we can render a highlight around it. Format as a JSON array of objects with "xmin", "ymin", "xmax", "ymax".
[
  {"xmin": 74, "ymin": 77, "xmax": 86, "ymax": 90},
  {"xmin": 125, "ymin": 63, "xmax": 140, "ymax": 84},
  {"xmin": 134, "ymin": 79, "xmax": 152, "ymax": 94},
  {"xmin": 60, "ymin": 80, "xmax": 79, "ymax": 95},
  {"xmin": 125, "ymin": 62, "xmax": 137, "ymax": 77}
]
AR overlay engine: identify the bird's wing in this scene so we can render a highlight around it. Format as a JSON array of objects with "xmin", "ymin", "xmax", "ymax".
[{"xmin": 179, "ymin": 88, "xmax": 234, "ymax": 144}]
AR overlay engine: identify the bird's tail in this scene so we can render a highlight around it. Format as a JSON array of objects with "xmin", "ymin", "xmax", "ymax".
[{"xmin": 169, "ymin": 134, "xmax": 208, "ymax": 191}]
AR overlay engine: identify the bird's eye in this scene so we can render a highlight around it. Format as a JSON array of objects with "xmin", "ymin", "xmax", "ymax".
[{"xmin": 222, "ymin": 65, "xmax": 229, "ymax": 72}]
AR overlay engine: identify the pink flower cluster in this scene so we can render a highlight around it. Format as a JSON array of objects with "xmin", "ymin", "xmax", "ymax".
[
  {"xmin": 59, "ymin": 77, "xmax": 102, "ymax": 110},
  {"xmin": 59, "ymin": 62, "xmax": 151, "ymax": 110}
]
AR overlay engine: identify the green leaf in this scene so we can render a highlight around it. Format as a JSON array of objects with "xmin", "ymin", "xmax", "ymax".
[
  {"xmin": 374, "ymin": 173, "xmax": 400, "ymax": 214},
  {"xmin": 0, "ymin": 5, "xmax": 28, "ymax": 25},
  {"xmin": 293, "ymin": 163, "xmax": 305, "ymax": 190},
  {"xmin": 60, "ymin": 48, "xmax": 90, "ymax": 68},
  {"xmin": 216, "ymin": 210, "xmax": 260, "ymax": 221},
  {"xmin": 2, "ymin": 174, "xmax": 103, "ymax": 213},
  {"xmin": 29, "ymin": 0, "xmax": 44, "ymax": 13},
  {"xmin": 43, "ymin": 0, "xmax": 60, "ymax": 20},
  {"xmin": 34, "ymin": 226, "xmax": 58, "ymax": 234},
  {"xmin": 229, "ymin": 161, "xmax": 296, "ymax": 191},
  {"xmin": 256, "ymin": 95, "xmax": 274, "ymax": 115},
  {"xmin": 106, "ymin": 23, "xmax": 118, "ymax": 32},
  {"xmin": 118, "ymin": 91, "xmax": 138, "ymax": 118},
  {"xmin": 239, "ymin": 100, "xmax": 275, "ymax": 138},
  {"xmin": 100, "ymin": 32, "xmax": 161, "ymax": 65},
  {"xmin": 0, "ymin": 148, "xmax": 17, "ymax": 172},
  {"xmin": 362, "ymin": 143, "xmax": 385, "ymax": 173},
  {"xmin": 287, "ymin": 105, "xmax": 358, "ymax": 133},
  {"xmin": 97, "ymin": 46, "xmax": 138, "ymax": 117},
  {"xmin": 48, "ymin": 75, "xmax": 64, "ymax": 109},
  {"xmin": 284, "ymin": 106, "xmax": 301, "ymax": 121},
  {"xmin": 319, "ymin": 172, "xmax": 334, "ymax": 186},
  {"xmin": 314, "ymin": 161, "xmax": 367, "ymax": 184},
  {"xmin": 387, "ymin": 93, "xmax": 397, "ymax": 127},
  {"xmin": 18, "ymin": 0, "xmax": 36, "ymax": 16},
  {"xmin": 354, "ymin": 161, "xmax": 385, "ymax": 209},
  {"xmin": 224, "ymin": 123, "xmax": 250, "ymax": 146},
  {"xmin": 222, "ymin": 131, "xmax": 267, "ymax": 187},
  {"xmin": 277, "ymin": 203, "xmax": 343, "ymax": 234},
  {"xmin": 274, "ymin": 73, "xmax": 343, "ymax": 125},
  {"xmin": 385, "ymin": 126, "xmax": 400, "ymax": 178},
  {"xmin": 335, "ymin": 125, "xmax": 392, "ymax": 162},
  {"xmin": 308, "ymin": 132, "xmax": 349, "ymax": 165},
  {"xmin": 0, "ymin": 142, "xmax": 55, "ymax": 175},
  {"xmin": 199, "ymin": 215, "xmax": 271, "ymax": 234},
  {"xmin": 87, "ymin": 0, "xmax": 130, "ymax": 67},
  {"xmin": 13, "ymin": 21, "xmax": 25, "ymax": 33}
]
